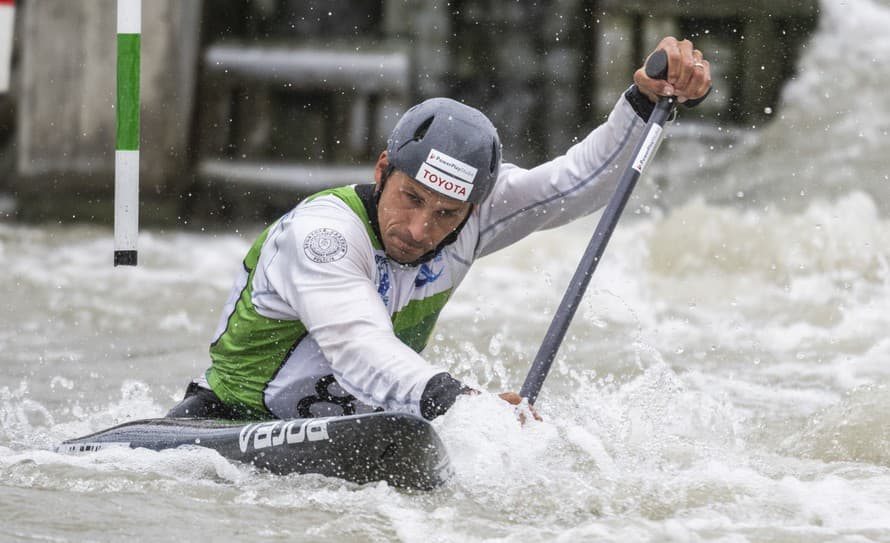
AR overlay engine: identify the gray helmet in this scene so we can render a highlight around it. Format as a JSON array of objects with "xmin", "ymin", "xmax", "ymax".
[{"xmin": 386, "ymin": 97, "xmax": 501, "ymax": 205}]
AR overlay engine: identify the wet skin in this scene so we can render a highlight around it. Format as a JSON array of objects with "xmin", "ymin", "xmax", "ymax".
[{"xmin": 374, "ymin": 152, "xmax": 472, "ymax": 264}]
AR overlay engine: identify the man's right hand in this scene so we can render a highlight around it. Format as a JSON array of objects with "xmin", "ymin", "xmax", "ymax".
[{"xmin": 498, "ymin": 391, "xmax": 542, "ymax": 423}]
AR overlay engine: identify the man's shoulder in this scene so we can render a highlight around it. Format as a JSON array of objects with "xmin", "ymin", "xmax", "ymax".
[
  {"xmin": 300, "ymin": 185, "xmax": 371, "ymax": 221},
  {"xmin": 286, "ymin": 187, "xmax": 361, "ymax": 225},
  {"xmin": 263, "ymin": 192, "xmax": 376, "ymax": 264}
]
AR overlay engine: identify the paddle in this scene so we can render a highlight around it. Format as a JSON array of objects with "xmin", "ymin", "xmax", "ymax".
[{"xmin": 519, "ymin": 49, "xmax": 687, "ymax": 405}]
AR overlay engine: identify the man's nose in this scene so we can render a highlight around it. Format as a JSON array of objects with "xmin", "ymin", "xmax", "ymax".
[{"xmin": 406, "ymin": 211, "xmax": 431, "ymax": 243}]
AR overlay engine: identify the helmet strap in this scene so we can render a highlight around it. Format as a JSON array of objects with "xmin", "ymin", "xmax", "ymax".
[{"xmin": 374, "ymin": 164, "xmax": 396, "ymax": 208}]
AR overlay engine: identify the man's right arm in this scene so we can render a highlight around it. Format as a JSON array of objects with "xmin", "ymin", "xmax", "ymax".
[{"xmin": 254, "ymin": 199, "xmax": 465, "ymax": 419}]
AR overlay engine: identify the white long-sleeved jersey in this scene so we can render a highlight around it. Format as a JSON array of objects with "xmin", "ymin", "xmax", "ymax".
[{"xmin": 202, "ymin": 93, "xmax": 646, "ymax": 420}]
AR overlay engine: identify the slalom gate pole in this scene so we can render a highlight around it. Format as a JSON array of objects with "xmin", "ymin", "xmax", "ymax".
[
  {"xmin": 0, "ymin": 0, "xmax": 13, "ymax": 93},
  {"xmin": 114, "ymin": 0, "xmax": 141, "ymax": 266},
  {"xmin": 520, "ymin": 50, "xmax": 681, "ymax": 405}
]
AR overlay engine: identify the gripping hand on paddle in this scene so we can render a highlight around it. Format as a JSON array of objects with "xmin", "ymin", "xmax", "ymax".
[
  {"xmin": 498, "ymin": 392, "xmax": 542, "ymax": 424},
  {"xmin": 464, "ymin": 389, "xmax": 542, "ymax": 424},
  {"xmin": 634, "ymin": 36, "xmax": 712, "ymax": 105}
]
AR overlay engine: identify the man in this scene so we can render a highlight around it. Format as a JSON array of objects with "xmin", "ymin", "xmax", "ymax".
[{"xmin": 168, "ymin": 37, "xmax": 712, "ymax": 421}]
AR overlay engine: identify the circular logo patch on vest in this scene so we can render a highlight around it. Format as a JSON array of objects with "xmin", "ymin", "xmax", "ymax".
[{"xmin": 303, "ymin": 228, "xmax": 348, "ymax": 263}]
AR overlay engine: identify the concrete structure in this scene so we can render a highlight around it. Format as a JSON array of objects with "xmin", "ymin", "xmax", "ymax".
[
  {"xmin": 5, "ymin": 0, "xmax": 819, "ymax": 223},
  {"xmin": 14, "ymin": 0, "xmax": 201, "ymax": 195},
  {"xmin": 598, "ymin": 0, "xmax": 820, "ymax": 125}
]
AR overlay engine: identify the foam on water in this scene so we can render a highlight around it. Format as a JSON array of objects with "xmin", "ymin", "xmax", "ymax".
[
  {"xmin": 645, "ymin": 0, "xmax": 890, "ymax": 215},
  {"xmin": 4, "ymin": 194, "xmax": 890, "ymax": 541}
]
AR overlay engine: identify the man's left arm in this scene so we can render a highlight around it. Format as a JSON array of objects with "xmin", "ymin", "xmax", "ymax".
[
  {"xmin": 473, "ymin": 90, "xmax": 644, "ymax": 257},
  {"xmin": 473, "ymin": 37, "xmax": 711, "ymax": 258}
]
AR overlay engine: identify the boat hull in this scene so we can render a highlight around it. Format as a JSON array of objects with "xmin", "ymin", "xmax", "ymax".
[{"xmin": 58, "ymin": 413, "xmax": 451, "ymax": 490}]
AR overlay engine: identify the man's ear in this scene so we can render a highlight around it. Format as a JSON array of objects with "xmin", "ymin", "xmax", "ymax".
[{"xmin": 374, "ymin": 151, "xmax": 389, "ymax": 190}]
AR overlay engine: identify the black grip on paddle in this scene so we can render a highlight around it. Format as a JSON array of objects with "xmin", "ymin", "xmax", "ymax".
[
  {"xmin": 645, "ymin": 49, "xmax": 669, "ymax": 80},
  {"xmin": 644, "ymin": 48, "xmax": 711, "ymax": 108}
]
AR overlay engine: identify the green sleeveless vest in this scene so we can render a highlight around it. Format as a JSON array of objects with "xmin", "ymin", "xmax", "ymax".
[{"xmin": 206, "ymin": 186, "xmax": 451, "ymax": 414}]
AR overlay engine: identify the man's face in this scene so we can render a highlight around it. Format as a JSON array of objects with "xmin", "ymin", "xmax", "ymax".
[{"xmin": 375, "ymin": 153, "xmax": 472, "ymax": 264}]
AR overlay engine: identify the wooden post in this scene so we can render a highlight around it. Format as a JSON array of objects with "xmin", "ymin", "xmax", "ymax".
[
  {"xmin": 739, "ymin": 15, "xmax": 782, "ymax": 126},
  {"xmin": 0, "ymin": 0, "xmax": 13, "ymax": 93}
]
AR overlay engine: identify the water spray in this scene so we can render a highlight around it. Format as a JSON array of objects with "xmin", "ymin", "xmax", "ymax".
[{"xmin": 521, "ymin": 50, "xmax": 701, "ymax": 404}]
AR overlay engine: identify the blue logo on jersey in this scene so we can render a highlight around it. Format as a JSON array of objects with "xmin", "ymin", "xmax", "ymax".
[
  {"xmin": 375, "ymin": 255, "xmax": 390, "ymax": 305},
  {"xmin": 415, "ymin": 262, "xmax": 444, "ymax": 288}
]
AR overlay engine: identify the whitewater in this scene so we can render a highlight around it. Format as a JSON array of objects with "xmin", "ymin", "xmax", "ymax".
[{"xmin": 2, "ymin": 0, "xmax": 890, "ymax": 540}]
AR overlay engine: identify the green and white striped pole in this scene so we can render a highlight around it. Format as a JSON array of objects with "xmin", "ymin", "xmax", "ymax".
[
  {"xmin": 0, "ymin": 0, "xmax": 14, "ymax": 94},
  {"xmin": 114, "ymin": 0, "xmax": 140, "ymax": 266}
]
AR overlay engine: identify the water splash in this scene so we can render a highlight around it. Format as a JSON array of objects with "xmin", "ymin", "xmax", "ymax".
[{"xmin": 787, "ymin": 384, "xmax": 890, "ymax": 466}]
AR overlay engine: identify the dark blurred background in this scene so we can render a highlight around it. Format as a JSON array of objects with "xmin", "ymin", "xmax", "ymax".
[{"xmin": 0, "ymin": 0, "xmax": 819, "ymax": 226}]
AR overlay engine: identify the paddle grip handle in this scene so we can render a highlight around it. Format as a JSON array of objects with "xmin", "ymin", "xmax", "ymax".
[
  {"xmin": 645, "ymin": 49, "xmax": 670, "ymax": 80},
  {"xmin": 644, "ymin": 49, "xmax": 711, "ymax": 108}
]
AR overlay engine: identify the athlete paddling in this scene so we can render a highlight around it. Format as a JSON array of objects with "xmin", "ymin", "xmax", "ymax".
[{"xmin": 168, "ymin": 37, "xmax": 712, "ymax": 422}]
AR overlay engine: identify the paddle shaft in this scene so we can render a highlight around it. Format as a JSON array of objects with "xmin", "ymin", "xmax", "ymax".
[{"xmin": 520, "ymin": 52, "xmax": 677, "ymax": 404}]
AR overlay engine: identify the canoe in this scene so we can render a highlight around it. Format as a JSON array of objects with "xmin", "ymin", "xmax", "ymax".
[{"xmin": 57, "ymin": 412, "xmax": 451, "ymax": 490}]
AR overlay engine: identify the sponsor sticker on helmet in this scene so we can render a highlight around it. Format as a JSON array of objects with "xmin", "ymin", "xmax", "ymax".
[
  {"xmin": 304, "ymin": 228, "xmax": 348, "ymax": 263},
  {"xmin": 426, "ymin": 150, "xmax": 477, "ymax": 182},
  {"xmin": 415, "ymin": 163, "xmax": 474, "ymax": 201},
  {"xmin": 415, "ymin": 148, "xmax": 479, "ymax": 201}
]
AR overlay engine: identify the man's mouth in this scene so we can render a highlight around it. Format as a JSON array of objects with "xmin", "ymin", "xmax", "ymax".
[
  {"xmin": 396, "ymin": 237, "xmax": 423, "ymax": 253},
  {"xmin": 388, "ymin": 233, "xmax": 426, "ymax": 258}
]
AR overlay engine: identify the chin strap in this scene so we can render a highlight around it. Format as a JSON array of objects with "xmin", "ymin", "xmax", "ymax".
[{"xmin": 373, "ymin": 164, "xmax": 395, "ymax": 207}]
